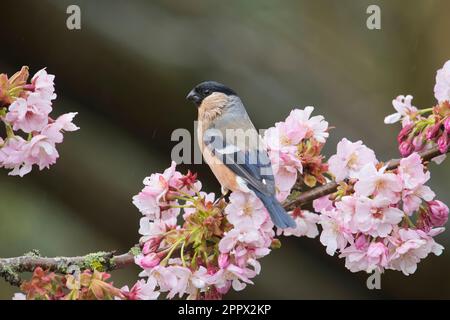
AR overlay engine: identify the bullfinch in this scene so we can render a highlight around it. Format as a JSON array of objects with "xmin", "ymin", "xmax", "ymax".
[{"xmin": 186, "ymin": 81, "xmax": 296, "ymax": 229}]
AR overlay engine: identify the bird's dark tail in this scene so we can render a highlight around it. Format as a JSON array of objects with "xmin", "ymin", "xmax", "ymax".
[{"xmin": 250, "ymin": 188, "xmax": 296, "ymax": 229}]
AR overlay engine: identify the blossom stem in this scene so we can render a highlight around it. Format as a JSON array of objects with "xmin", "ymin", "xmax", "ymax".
[
  {"xmin": 4, "ymin": 122, "xmax": 14, "ymax": 139},
  {"xmin": 160, "ymin": 238, "xmax": 185, "ymax": 266},
  {"xmin": 403, "ymin": 214, "xmax": 415, "ymax": 228},
  {"xmin": 173, "ymin": 195, "xmax": 193, "ymax": 202},
  {"xmin": 418, "ymin": 107, "xmax": 433, "ymax": 115},
  {"xmin": 180, "ymin": 241, "xmax": 187, "ymax": 267}
]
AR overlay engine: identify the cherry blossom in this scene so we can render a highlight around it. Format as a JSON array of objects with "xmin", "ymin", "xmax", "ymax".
[
  {"xmin": 278, "ymin": 209, "xmax": 319, "ymax": 238},
  {"xmin": 387, "ymin": 228, "xmax": 444, "ymax": 275},
  {"xmin": 286, "ymin": 107, "xmax": 329, "ymax": 143},
  {"xmin": 384, "ymin": 95, "xmax": 418, "ymax": 126},
  {"xmin": 5, "ymin": 97, "xmax": 50, "ymax": 133},
  {"xmin": 121, "ymin": 278, "xmax": 160, "ymax": 300},
  {"xmin": 354, "ymin": 163, "xmax": 402, "ymax": 202},
  {"xmin": 328, "ymin": 138, "xmax": 377, "ymax": 181},
  {"xmin": 434, "ymin": 60, "xmax": 450, "ymax": 103},
  {"xmin": 225, "ymin": 192, "xmax": 267, "ymax": 229}
]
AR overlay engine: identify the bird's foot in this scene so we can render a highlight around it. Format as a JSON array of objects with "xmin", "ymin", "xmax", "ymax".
[{"xmin": 214, "ymin": 187, "xmax": 229, "ymax": 205}]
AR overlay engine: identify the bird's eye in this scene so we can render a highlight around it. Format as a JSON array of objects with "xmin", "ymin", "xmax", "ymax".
[{"xmin": 204, "ymin": 89, "xmax": 211, "ymax": 95}]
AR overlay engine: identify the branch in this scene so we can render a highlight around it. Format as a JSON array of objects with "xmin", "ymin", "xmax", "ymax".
[
  {"xmin": 0, "ymin": 146, "xmax": 446, "ymax": 287},
  {"xmin": 0, "ymin": 250, "xmax": 135, "ymax": 287}
]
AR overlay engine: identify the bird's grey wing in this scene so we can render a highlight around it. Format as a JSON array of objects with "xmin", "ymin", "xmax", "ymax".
[{"xmin": 203, "ymin": 128, "xmax": 275, "ymax": 196}]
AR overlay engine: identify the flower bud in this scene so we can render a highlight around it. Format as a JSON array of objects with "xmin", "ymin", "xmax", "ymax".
[
  {"xmin": 425, "ymin": 123, "xmax": 441, "ymax": 140},
  {"xmin": 427, "ymin": 200, "xmax": 449, "ymax": 227},
  {"xmin": 136, "ymin": 253, "xmax": 161, "ymax": 269},
  {"xmin": 399, "ymin": 140, "xmax": 414, "ymax": 157},
  {"xmin": 444, "ymin": 118, "xmax": 450, "ymax": 133},
  {"xmin": 397, "ymin": 124, "xmax": 413, "ymax": 144},
  {"xmin": 437, "ymin": 133, "xmax": 448, "ymax": 154}
]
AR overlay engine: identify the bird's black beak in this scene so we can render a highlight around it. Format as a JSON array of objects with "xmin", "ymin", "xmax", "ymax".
[{"xmin": 186, "ymin": 89, "xmax": 201, "ymax": 105}]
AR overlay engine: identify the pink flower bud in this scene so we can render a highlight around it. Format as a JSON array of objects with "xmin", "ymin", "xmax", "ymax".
[
  {"xmin": 425, "ymin": 124, "xmax": 440, "ymax": 139},
  {"xmin": 437, "ymin": 133, "xmax": 448, "ymax": 154},
  {"xmin": 445, "ymin": 118, "xmax": 450, "ymax": 133},
  {"xmin": 397, "ymin": 124, "xmax": 413, "ymax": 144},
  {"xmin": 137, "ymin": 253, "xmax": 161, "ymax": 269},
  {"xmin": 428, "ymin": 200, "xmax": 449, "ymax": 227},
  {"xmin": 142, "ymin": 239, "xmax": 160, "ymax": 254},
  {"xmin": 218, "ymin": 253, "xmax": 230, "ymax": 269},
  {"xmin": 399, "ymin": 140, "xmax": 414, "ymax": 157}
]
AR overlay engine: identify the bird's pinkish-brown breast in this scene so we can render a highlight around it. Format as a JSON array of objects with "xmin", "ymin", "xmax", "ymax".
[{"xmin": 197, "ymin": 92, "xmax": 240, "ymax": 192}]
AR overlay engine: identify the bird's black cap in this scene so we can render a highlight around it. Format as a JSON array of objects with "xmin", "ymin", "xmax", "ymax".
[{"xmin": 186, "ymin": 81, "xmax": 237, "ymax": 106}]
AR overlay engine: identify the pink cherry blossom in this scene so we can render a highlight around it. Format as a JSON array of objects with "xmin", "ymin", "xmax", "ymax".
[
  {"xmin": 398, "ymin": 152, "xmax": 430, "ymax": 189},
  {"xmin": 388, "ymin": 228, "xmax": 444, "ymax": 275},
  {"xmin": 354, "ymin": 163, "xmax": 402, "ymax": 202},
  {"xmin": 434, "ymin": 60, "xmax": 450, "ymax": 103},
  {"xmin": 218, "ymin": 227, "xmax": 263, "ymax": 253},
  {"xmin": 401, "ymin": 185, "xmax": 435, "ymax": 215},
  {"xmin": 225, "ymin": 192, "xmax": 267, "ymax": 229},
  {"xmin": 132, "ymin": 162, "xmax": 184, "ymax": 219},
  {"xmin": 278, "ymin": 210, "xmax": 319, "ymax": 238},
  {"xmin": 132, "ymin": 189, "xmax": 161, "ymax": 219},
  {"xmin": 121, "ymin": 278, "xmax": 160, "ymax": 300},
  {"xmin": 340, "ymin": 243, "xmax": 370, "ymax": 273},
  {"xmin": 5, "ymin": 96, "xmax": 50, "ymax": 133},
  {"xmin": 313, "ymin": 195, "xmax": 334, "ymax": 213},
  {"xmin": 286, "ymin": 106, "xmax": 329, "ymax": 143},
  {"xmin": 334, "ymin": 195, "xmax": 358, "ymax": 231},
  {"xmin": 340, "ymin": 240, "xmax": 389, "ymax": 273},
  {"xmin": 366, "ymin": 242, "xmax": 389, "ymax": 269},
  {"xmin": 384, "ymin": 95, "xmax": 418, "ymax": 126},
  {"xmin": 41, "ymin": 112, "xmax": 79, "ymax": 144},
  {"xmin": 271, "ymin": 154, "xmax": 301, "ymax": 201},
  {"xmin": 145, "ymin": 266, "xmax": 178, "ymax": 294},
  {"xmin": 209, "ymin": 263, "xmax": 256, "ymax": 292},
  {"xmin": 263, "ymin": 121, "xmax": 306, "ymax": 153},
  {"xmin": 328, "ymin": 138, "xmax": 377, "ymax": 181},
  {"xmin": 353, "ymin": 196, "xmax": 404, "ymax": 237},
  {"xmin": 31, "ymin": 68, "xmax": 57, "ymax": 101},
  {"xmin": 0, "ymin": 136, "xmax": 30, "ymax": 176},
  {"xmin": 23, "ymin": 134, "xmax": 59, "ymax": 170},
  {"xmin": 318, "ymin": 210, "xmax": 352, "ymax": 256}
]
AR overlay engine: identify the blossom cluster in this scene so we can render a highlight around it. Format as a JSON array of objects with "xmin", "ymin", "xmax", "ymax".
[
  {"xmin": 130, "ymin": 162, "xmax": 277, "ymax": 299},
  {"xmin": 385, "ymin": 60, "xmax": 450, "ymax": 160},
  {"xmin": 263, "ymin": 106, "xmax": 329, "ymax": 201},
  {"xmin": 319, "ymin": 148, "xmax": 447, "ymax": 275},
  {"xmin": 0, "ymin": 66, "xmax": 78, "ymax": 176}
]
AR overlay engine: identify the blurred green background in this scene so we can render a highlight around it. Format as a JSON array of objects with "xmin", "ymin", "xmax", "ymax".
[{"xmin": 1, "ymin": 0, "xmax": 449, "ymax": 299}]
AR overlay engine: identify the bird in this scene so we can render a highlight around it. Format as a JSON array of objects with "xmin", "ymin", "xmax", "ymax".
[{"xmin": 186, "ymin": 81, "xmax": 296, "ymax": 229}]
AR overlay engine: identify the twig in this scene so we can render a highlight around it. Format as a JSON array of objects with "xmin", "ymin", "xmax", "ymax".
[
  {"xmin": 0, "ymin": 146, "xmax": 447, "ymax": 287},
  {"xmin": 0, "ymin": 250, "xmax": 135, "ymax": 287}
]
